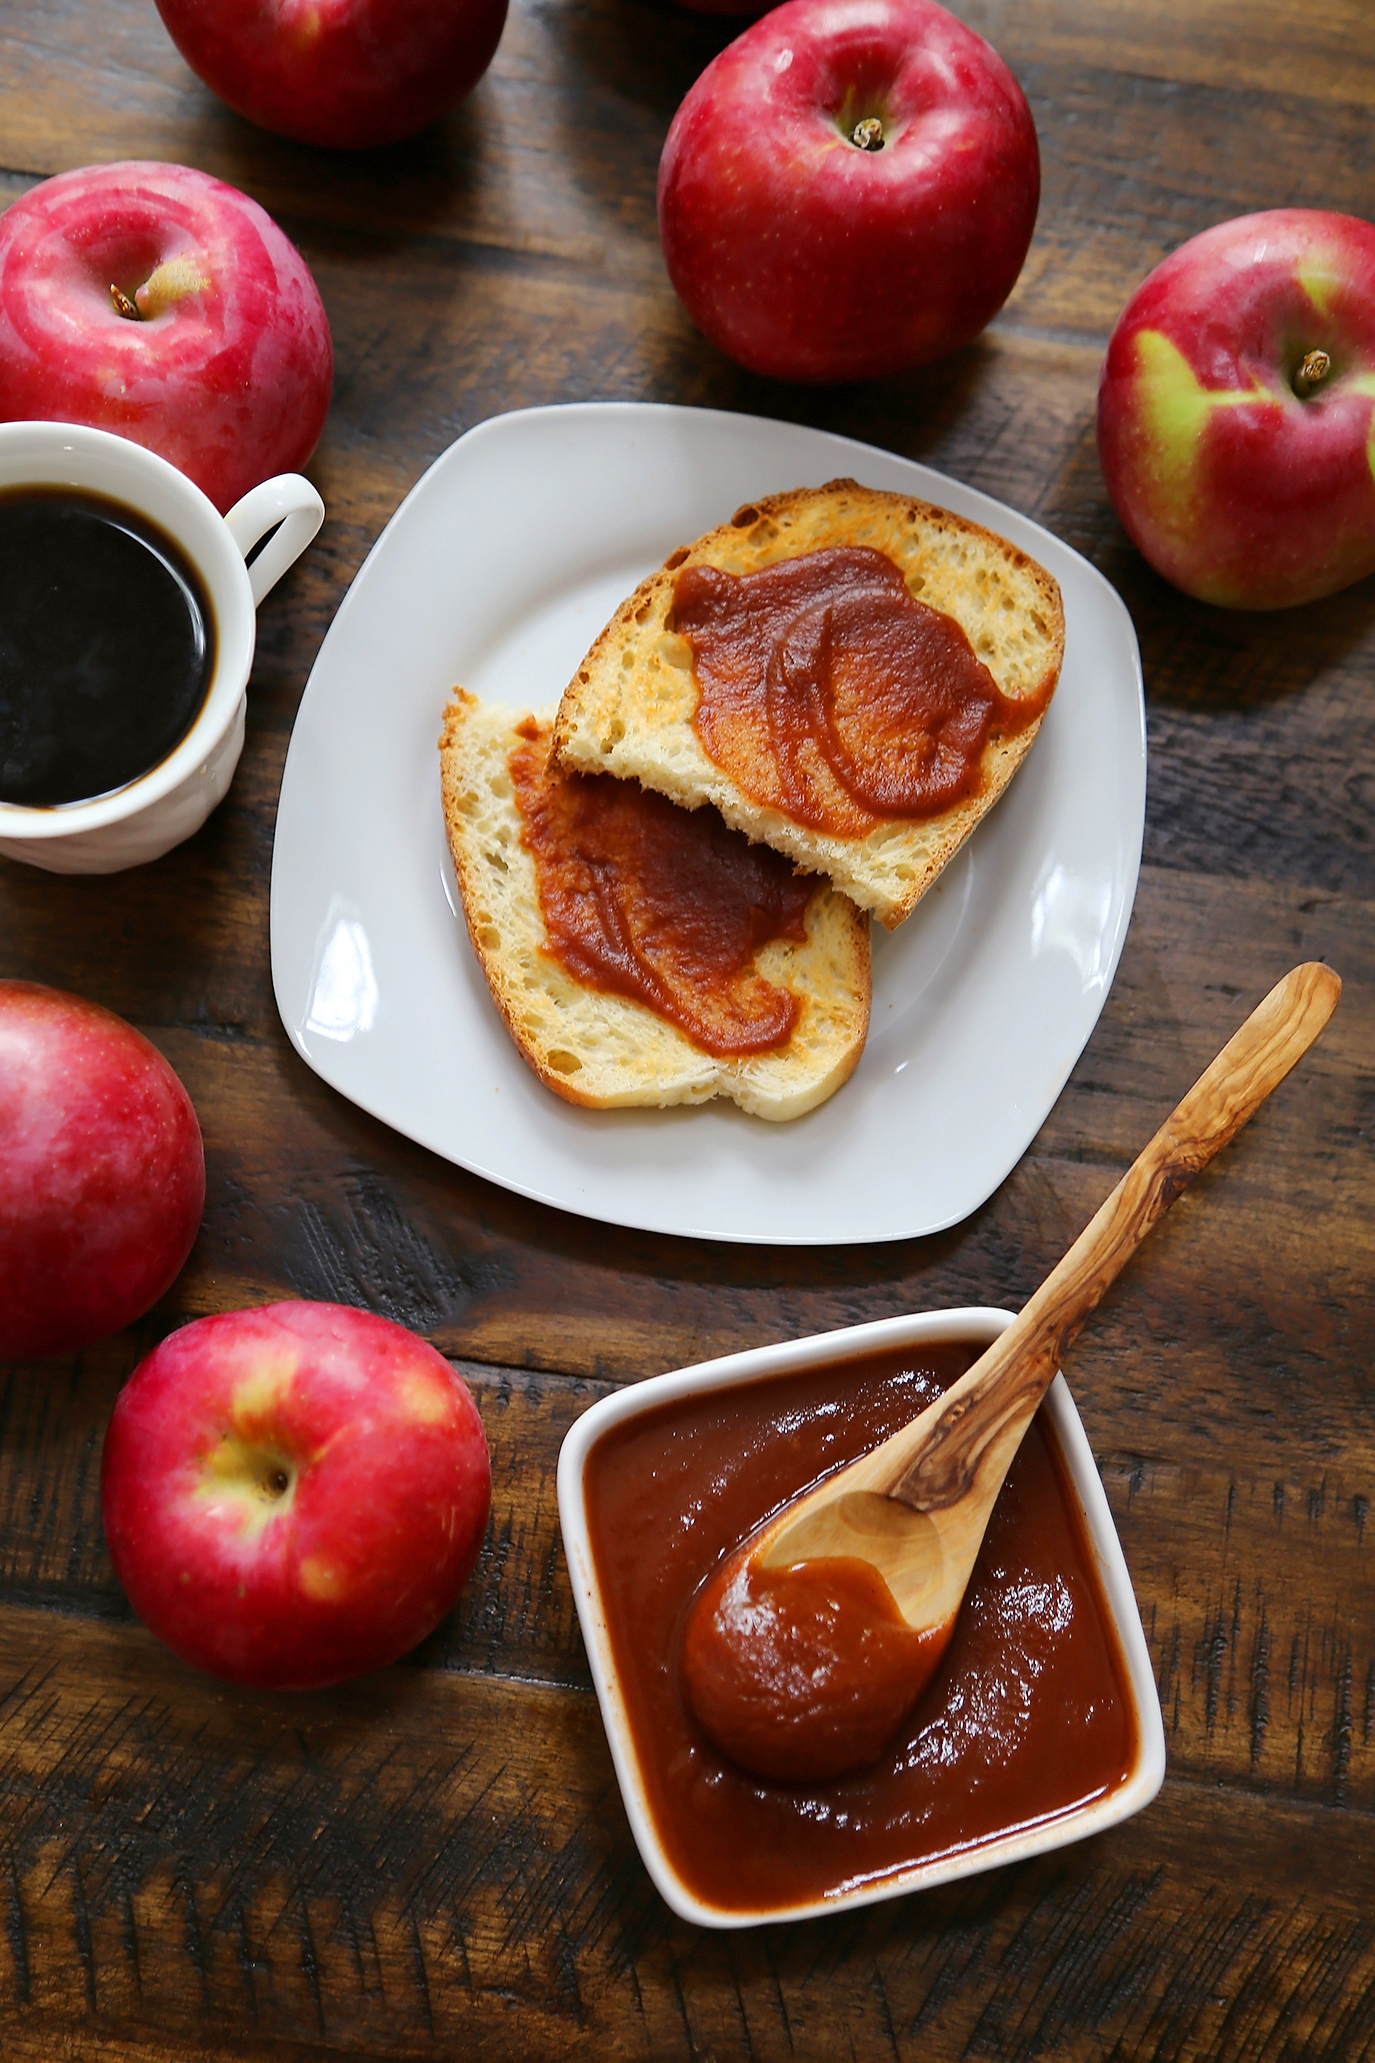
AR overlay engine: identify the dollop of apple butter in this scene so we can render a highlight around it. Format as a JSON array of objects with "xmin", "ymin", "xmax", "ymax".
[
  {"xmin": 674, "ymin": 545, "xmax": 1046, "ymax": 838},
  {"xmin": 682, "ymin": 1548, "xmax": 955, "ymax": 1782},
  {"xmin": 509, "ymin": 722, "xmax": 817, "ymax": 1057}
]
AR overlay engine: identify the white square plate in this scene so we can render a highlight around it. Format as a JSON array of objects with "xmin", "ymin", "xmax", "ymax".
[
  {"xmin": 270, "ymin": 404, "xmax": 1145, "ymax": 1245},
  {"xmin": 557, "ymin": 1307, "xmax": 1166, "ymax": 1927}
]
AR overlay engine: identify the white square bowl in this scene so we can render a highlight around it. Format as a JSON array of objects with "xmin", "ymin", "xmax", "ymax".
[{"xmin": 557, "ymin": 1306, "xmax": 1165, "ymax": 1928}]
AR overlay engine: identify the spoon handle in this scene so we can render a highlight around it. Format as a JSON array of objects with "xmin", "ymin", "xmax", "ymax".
[{"xmin": 888, "ymin": 961, "xmax": 1341, "ymax": 1514}]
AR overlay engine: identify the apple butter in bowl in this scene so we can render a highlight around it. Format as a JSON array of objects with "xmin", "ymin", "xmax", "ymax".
[{"xmin": 557, "ymin": 1307, "xmax": 1164, "ymax": 1927}]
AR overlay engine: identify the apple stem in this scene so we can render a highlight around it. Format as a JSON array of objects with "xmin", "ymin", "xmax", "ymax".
[
  {"xmin": 851, "ymin": 117, "xmax": 885, "ymax": 151},
  {"xmin": 109, "ymin": 284, "xmax": 141, "ymax": 321},
  {"xmin": 1294, "ymin": 348, "xmax": 1331, "ymax": 397}
]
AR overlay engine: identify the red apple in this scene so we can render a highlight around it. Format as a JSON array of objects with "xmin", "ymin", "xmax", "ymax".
[
  {"xmin": 101, "ymin": 1302, "xmax": 492, "ymax": 1688},
  {"xmin": 1097, "ymin": 210, "xmax": 1375, "ymax": 609},
  {"xmin": 154, "ymin": 0, "xmax": 509, "ymax": 151},
  {"xmin": 0, "ymin": 162, "xmax": 333, "ymax": 515},
  {"xmin": 0, "ymin": 982, "xmax": 204, "ymax": 1361},
  {"xmin": 657, "ymin": 0, "xmax": 1039, "ymax": 384}
]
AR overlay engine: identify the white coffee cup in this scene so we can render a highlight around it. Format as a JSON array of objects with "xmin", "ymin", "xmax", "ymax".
[{"xmin": 0, "ymin": 420, "xmax": 324, "ymax": 874}]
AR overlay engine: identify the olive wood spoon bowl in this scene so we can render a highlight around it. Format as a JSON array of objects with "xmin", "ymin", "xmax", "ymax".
[{"xmin": 684, "ymin": 962, "xmax": 1341, "ymax": 1779}]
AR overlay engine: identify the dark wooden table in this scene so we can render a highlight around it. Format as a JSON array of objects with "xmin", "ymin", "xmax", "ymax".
[{"xmin": 2, "ymin": 0, "xmax": 1372, "ymax": 2055}]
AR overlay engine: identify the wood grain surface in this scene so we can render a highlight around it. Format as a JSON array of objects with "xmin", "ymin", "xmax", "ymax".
[{"xmin": 1, "ymin": 0, "xmax": 1372, "ymax": 2054}]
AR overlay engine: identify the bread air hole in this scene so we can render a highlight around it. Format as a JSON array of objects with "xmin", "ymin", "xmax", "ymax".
[{"xmin": 547, "ymin": 1049, "xmax": 583, "ymax": 1074}]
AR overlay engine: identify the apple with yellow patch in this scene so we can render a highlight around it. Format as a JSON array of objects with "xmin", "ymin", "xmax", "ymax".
[
  {"xmin": 101, "ymin": 1302, "xmax": 490, "ymax": 1688},
  {"xmin": 0, "ymin": 162, "xmax": 332, "ymax": 514},
  {"xmin": 1097, "ymin": 209, "xmax": 1375, "ymax": 608}
]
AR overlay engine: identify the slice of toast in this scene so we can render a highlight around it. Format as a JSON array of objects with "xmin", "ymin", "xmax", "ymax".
[
  {"xmin": 439, "ymin": 691, "xmax": 870, "ymax": 1121},
  {"xmin": 550, "ymin": 480, "xmax": 1064, "ymax": 929}
]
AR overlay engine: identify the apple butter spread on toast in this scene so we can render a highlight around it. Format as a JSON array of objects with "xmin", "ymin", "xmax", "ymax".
[
  {"xmin": 551, "ymin": 481, "xmax": 1064, "ymax": 929},
  {"xmin": 438, "ymin": 692, "xmax": 870, "ymax": 1120}
]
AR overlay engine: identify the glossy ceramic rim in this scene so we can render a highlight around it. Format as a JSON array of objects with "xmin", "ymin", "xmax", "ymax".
[
  {"xmin": 0, "ymin": 420, "xmax": 256, "ymax": 836},
  {"xmin": 557, "ymin": 1306, "xmax": 1167, "ymax": 1929}
]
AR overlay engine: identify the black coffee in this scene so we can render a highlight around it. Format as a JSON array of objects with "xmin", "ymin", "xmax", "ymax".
[{"xmin": 0, "ymin": 486, "xmax": 216, "ymax": 807}]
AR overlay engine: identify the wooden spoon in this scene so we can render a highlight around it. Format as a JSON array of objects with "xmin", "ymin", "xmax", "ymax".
[{"xmin": 683, "ymin": 962, "xmax": 1341, "ymax": 1780}]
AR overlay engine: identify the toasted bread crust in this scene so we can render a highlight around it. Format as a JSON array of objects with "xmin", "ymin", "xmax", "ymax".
[
  {"xmin": 551, "ymin": 480, "xmax": 1064, "ymax": 928},
  {"xmin": 439, "ymin": 692, "xmax": 871, "ymax": 1120}
]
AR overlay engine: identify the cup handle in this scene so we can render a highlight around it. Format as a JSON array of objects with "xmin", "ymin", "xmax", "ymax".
[{"xmin": 224, "ymin": 474, "xmax": 325, "ymax": 608}]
